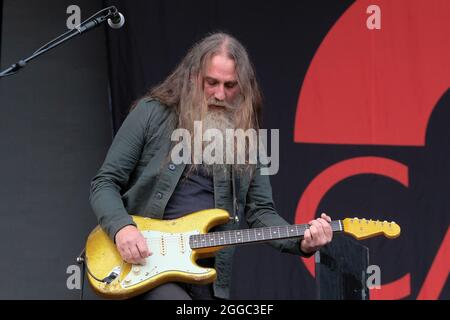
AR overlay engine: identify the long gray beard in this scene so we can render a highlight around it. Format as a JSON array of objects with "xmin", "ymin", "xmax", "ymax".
[{"xmin": 194, "ymin": 109, "xmax": 235, "ymax": 177}]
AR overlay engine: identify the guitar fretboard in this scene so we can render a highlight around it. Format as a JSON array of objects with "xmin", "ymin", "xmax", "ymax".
[{"xmin": 189, "ymin": 220, "xmax": 342, "ymax": 249}]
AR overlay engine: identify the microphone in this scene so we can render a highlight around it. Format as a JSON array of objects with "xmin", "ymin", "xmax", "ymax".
[{"xmin": 108, "ymin": 10, "xmax": 125, "ymax": 29}]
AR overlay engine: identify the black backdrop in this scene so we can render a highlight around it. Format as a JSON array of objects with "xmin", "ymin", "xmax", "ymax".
[
  {"xmin": 0, "ymin": 0, "xmax": 3, "ymax": 63},
  {"xmin": 104, "ymin": 0, "xmax": 449, "ymax": 300}
]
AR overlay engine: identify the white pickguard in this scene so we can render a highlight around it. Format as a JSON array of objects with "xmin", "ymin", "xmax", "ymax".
[{"xmin": 121, "ymin": 230, "xmax": 210, "ymax": 288}]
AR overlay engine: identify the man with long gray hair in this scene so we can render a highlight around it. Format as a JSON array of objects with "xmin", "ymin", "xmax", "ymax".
[{"xmin": 90, "ymin": 32, "xmax": 333, "ymax": 299}]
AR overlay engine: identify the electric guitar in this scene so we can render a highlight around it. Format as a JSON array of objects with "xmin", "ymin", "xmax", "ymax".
[{"xmin": 85, "ymin": 209, "xmax": 400, "ymax": 299}]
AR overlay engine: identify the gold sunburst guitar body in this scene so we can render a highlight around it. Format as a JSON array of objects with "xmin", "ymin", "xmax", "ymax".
[{"xmin": 85, "ymin": 208, "xmax": 400, "ymax": 299}]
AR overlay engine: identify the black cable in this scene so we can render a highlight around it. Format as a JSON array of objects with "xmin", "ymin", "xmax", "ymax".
[
  {"xmin": 80, "ymin": 257, "xmax": 86, "ymax": 300},
  {"xmin": 76, "ymin": 248, "xmax": 86, "ymax": 300}
]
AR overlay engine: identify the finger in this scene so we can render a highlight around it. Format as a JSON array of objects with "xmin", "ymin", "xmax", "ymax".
[
  {"xmin": 309, "ymin": 224, "xmax": 318, "ymax": 240},
  {"xmin": 135, "ymin": 245, "xmax": 147, "ymax": 265},
  {"xmin": 124, "ymin": 246, "xmax": 135, "ymax": 264},
  {"xmin": 119, "ymin": 246, "xmax": 131, "ymax": 263},
  {"xmin": 303, "ymin": 229, "xmax": 318, "ymax": 252},
  {"xmin": 317, "ymin": 217, "xmax": 330, "ymax": 231},
  {"xmin": 322, "ymin": 213, "xmax": 333, "ymax": 243},
  {"xmin": 311, "ymin": 220, "xmax": 326, "ymax": 244},
  {"xmin": 310, "ymin": 220, "xmax": 324, "ymax": 235},
  {"xmin": 136, "ymin": 240, "xmax": 150, "ymax": 259},
  {"xmin": 304, "ymin": 229, "xmax": 312, "ymax": 242},
  {"xmin": 322, "ymin": 218, "xmax": 333, "ymax": 241},
  {"xmin": 321, "ymin": 213, "xmax": 332, "ymax": 223},
  {"xmin": 129, "ymin": 245, "xmax": 143, "ymax": 265},
  {"xmin": 317, "ymin": 218, "xmax": 333, "ymax": 243}
]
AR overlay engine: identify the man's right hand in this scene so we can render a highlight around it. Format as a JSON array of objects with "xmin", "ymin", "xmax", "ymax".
[{"xmin": 115, "ymin": 225, "xmax": 152, "ymax": 265}]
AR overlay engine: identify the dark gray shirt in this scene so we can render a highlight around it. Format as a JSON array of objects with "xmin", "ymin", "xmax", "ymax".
[{"xmin": 164, "ymin": 166, "xmax": 215, "ymax": 219}]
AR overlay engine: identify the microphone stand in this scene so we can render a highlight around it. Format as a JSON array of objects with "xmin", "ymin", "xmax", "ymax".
[{"xmin": 0, "ymin": 6, "xmax": 120, "ymax": 78}]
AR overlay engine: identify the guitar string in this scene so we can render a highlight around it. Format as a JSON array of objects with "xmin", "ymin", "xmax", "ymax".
[
  {"xmin": 139, "ymin": 222, "xmax": 342, "ymax": 245},
  {"xmin": 140, "ymin": 225, "xmax": 313, "ymax": 242}
]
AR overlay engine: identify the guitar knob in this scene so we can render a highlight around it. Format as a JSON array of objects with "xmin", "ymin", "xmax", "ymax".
[{"xmin": 132, "ymin": 266, "xmax": 141, "ymax": 275}]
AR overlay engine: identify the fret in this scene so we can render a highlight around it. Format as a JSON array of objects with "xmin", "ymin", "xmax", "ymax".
[
  {"xmin": 264, "ymin": 227, "xmax": 271, "ymax": 240},
  {"xmin": 215, "ymin": 232, "xmax": 220, "ymax": 246},
  {"xmin": 229, "ymin": 230, "xmax": 236, "ymax": 245},
  {"xmin": 214, "ymin": 232, "xmax": 220, "ymax": 246},
  {"xmin": 258, "ymin": 228, "xmax": 264, "ymax": 241},
  {"xmin": 235, "ymin": 230, "xmax": 242, "ymax": 243},
  {"xmin": 279, "ymin": 226, "xmax": 286, "ymax": 238},
  {"xmin": 243, "ymin": 229, "xmax": 249, "ymax": 243},
  {"xmin": 216, "ymin": 232, "xmax": 223, "ymax": 246},
  {"xmin": 271, "ymin": 226, "xmax": 279, "ymax": 239},
  {"xmin": 225, "ymin": 230, "xmax": 231, "ymax": 245},
  {"xmin": 289, "ymin": 225, "xmax": 296, "ymax": 237},
  {"xmin": 230, "ymin": 230, "xmax": 237, "ymax": 245}
]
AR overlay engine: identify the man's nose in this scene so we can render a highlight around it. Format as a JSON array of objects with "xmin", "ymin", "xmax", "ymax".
[{"xmin": 214, "ymin": 85, "xmax": 225, "ymax": 101}]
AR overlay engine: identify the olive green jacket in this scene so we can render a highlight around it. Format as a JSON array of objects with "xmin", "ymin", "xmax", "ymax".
[{"xmin": 90, "ymin": 98, "xmax": 308, "ymax": 299}]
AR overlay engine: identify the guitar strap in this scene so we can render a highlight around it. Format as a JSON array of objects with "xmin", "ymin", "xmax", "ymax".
[{"xmin": 231, "ymin": 166, "xmax": 240, "ymax": 224}]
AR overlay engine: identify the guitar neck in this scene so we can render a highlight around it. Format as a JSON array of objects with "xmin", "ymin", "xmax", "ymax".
[{"xmin": 189, "ymin": 220, "xmax": 343, "ymax": 249}]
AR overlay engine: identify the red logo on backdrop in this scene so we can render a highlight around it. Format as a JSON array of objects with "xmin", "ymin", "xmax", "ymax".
[{"xmin": 294, "ymin": 0, "xmax": 450, "ymax": 299}]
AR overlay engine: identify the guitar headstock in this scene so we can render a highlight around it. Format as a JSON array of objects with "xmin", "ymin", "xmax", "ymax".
[{"xmin": 342, "ymin": 218, "xmax": 401, "ymax": 240}]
